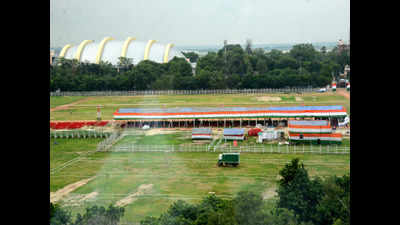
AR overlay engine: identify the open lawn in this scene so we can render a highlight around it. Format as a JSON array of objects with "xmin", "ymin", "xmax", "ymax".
[
  {"xmin": 50, "ymin": 96, "xmax": 88, "ymax": 108},
  {"xmin": 50, "ymin": 134, "xmax": 350, "ymax": 223},
  {"xmin": 50, "ymin": 90, "xmax": 350, "ymax": 223},
  {"xmin": 50, "ymin": 92, "xmax": 350, "ymax": 121},
  {"xmin": 50, "ymin": 138, "xmax": 109, "ymax": 191}
]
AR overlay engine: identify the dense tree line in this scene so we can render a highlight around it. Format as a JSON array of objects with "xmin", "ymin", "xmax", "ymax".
[
  {"xmin": 50, "ymin": 44, "xmax": 349, "ymax": 91},
  {"xmin": 50, "ymin": 204, "xmax": 125, "ymax": 225}
]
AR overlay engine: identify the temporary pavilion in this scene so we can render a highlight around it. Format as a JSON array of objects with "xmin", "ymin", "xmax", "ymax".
[
  {"xmin": 113, "ymin": 105, "xmax": 348, "ymax": 128},
  {"xmin": 223, "ymin": 128, "xmax": 245, "ymax": 141},
  {"xmin": 192, "ymin": 128, "xmax": 213, "ymax": 140},
  {"xmin": 288, "ymin": 120, "xmax": 342, "ymax": 144}
]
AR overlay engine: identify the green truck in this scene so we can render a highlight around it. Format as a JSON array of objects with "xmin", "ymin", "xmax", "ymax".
[{"xmin": 217, "ymin": 153, "xmax": 240, "ymax": 167}]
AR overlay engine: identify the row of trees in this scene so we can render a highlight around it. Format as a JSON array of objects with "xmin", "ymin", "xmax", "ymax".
[
  {"xmin": 50, "ymin": 158, "xmax": 349, "ymax": 225},
  {"xmin": 50, "ymin": 204, "xmax": 125, "ymax": 225},
  {"xmin": 50, "ymin": 43, "xmax": 349, "ymax": 91}
]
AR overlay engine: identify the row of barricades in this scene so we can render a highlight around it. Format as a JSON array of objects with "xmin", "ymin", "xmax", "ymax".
[
  {"xmin": 50, "ymin": 130, "xmax": 112, "ymax": 138},
  {"xmin": 50, "ymin": 121, "xmax": 109, "ymax": 130}
]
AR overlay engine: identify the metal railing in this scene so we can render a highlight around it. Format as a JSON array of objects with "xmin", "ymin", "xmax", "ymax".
[
  {"xmin": 106, "ymin": 143, "xmax": 350, "ymax": 154},
  {"xmin": 50, "ymin": 130, "xmax": 112, "ymax": 139},
  {"xmin": 50, "ymin": 88, "xmax": 320, "ymax": 96}
]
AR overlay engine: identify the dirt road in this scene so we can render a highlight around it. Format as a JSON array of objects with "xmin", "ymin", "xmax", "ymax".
[
  {"xmin": 336, "ymin": 88, "xmax": 350, "ymax": 100},
  {"xmin": 50, "ymin": 97, "xmax": 94, "ymax": 112},
  {"xmin": 50, "ymin": 176, "xmax": 96, "ymax": 203}
]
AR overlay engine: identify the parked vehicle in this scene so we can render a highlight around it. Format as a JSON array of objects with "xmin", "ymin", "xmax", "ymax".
[{"xmin": 217, "ymin": 153, "xmax": 240, "ymax": 167}]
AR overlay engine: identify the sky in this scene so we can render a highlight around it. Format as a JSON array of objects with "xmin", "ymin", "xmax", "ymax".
[{"xmin": 50, "ymin": 0, "xmax": 349, "ymax": 48}]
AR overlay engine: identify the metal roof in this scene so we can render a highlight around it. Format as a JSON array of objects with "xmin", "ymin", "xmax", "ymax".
[
  {"xmin": 192, "ymin": 128, "xmax": 212, "ymax": 134},
  {"xmin": 117, "ymin": 105, "xmax": 344, "ymax": 114},
  {"xmin": 223, "ymin": 128, "xmax": 245, "ymax": 135}
]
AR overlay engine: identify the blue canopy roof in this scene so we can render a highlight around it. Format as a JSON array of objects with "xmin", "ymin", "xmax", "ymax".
[
  {"xmin": 117, "ymin": 105, "xmax": 344, "ymax": 114},
  {"xmin": 223, "ymin": 128, "xmax": 245, "ymax": 135},
  {"xmin": 192, "ymin": 128, "xmax": 212, "ymax": 134}
]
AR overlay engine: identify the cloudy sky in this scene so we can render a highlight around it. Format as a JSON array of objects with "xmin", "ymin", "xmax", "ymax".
[{"xmin": 50, "ymin": 0, "xmax": 349, "ymax": 48}]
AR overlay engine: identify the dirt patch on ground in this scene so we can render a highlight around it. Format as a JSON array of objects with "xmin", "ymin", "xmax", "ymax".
[
  {"xmin": 50, "ymin": 97, "xmax": 94, "ymax": 112},
  {"xmin": 80, "ymin": 191, "xmax": 98, "ymax": 202},
  {"xmin": 336, "ymin": 88, "xmax": 350, "ymax": 100},
  {"xmin": 50, "ymin": 177, "xmax": 96, "ymax": 203},
  {"xmin": 145, "ymin": 129, "xmax": 178, "ymax": 136},
  {"xmin": 62, "ymin": 192, "xmax": 99, "ymax": 206},
  {"xmin": 295, "ymin": 97, "xmax": 303, "ymax": 101},
  {"xmin": 255, "ymin": 96, "xmax": 281, "ymax": 102},
  {"xmin": 191, "ymin": 140, "xmax": 212, "ymax": 145},
  {"xmin": 115, "ymin": 184, "xmax": 153, "ymax": 207},
  {"xmin": 262, "ymin": 188, "xmax": 277, "ymax": 200}
]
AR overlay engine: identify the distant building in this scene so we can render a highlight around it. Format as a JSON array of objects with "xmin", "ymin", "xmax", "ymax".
[
  {"xmin": 191, "ymin": 62, "xmax": 197, "ymax": 75},
  {"xmin": 56, "ymin": 37, "xmax": 186, "ymax": 66}
]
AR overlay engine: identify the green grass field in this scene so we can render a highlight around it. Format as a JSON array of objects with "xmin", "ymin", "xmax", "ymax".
[
  {"xmin": 50, "ymin": 138, "xmax": 110, "ymax": 191},
  {"xmin": 50, "ymin": 96, "xmax": 88, "ymax": 108},
  {"xmin": 50, "ymin": 92, "xmax": 350, "ymax": 121},
  {"xmin": 50, "ymin": 91, "xmax": 350, "ymax": 223},
  {"xmin": 50, "ymin": 134, "xmax": 350, "ymax": 223}
]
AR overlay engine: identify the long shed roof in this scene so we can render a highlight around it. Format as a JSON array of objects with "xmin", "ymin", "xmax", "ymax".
[{"xmin": 114, "ymin": 105, "xmax": 347, "ymax": 120}]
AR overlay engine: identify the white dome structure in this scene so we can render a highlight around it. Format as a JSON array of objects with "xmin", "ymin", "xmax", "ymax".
[{"xmin": 58, "ymin": 37, "xmax": 185, "ymax": 65}]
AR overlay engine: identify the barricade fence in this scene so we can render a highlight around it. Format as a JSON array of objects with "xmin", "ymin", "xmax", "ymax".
[
  {"xmin": 106, "ymin": 143, "xmax": 350, "ymax": 154},
  {"xmin": 96, "ymin": 130, "xmax": 124, "ymax": 151},
  {"xmin": 50, "ymin": 88, "xmax": 320, "ymax": 96},
  {"xmin": 50, "ymin": 130, "xmax": 112, "ymax": 139}
]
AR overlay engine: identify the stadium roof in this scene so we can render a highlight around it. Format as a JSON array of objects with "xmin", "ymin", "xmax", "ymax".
[{"xmin": 58, "ymin": 37, "xmax": 185, "ymax": 65}]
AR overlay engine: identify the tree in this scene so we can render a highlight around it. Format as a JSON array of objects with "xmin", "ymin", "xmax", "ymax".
[
  {"xmin": 277, "ymin": 158, "xmax": 324, "ymax": 224},
  {"xmin": 167, "ymin": 57, "xmax": 193, "ymax": 77},
  {"xmin": 263, "ymin": 208, "xmax": 302, "ymax": 225},
  {"xmin": 314, "ymin": 175, "xmax": 350, "ymax": 225},
  {"xmin": 233, "ymin": 191, "xmax": 265, "ymax": 225},
  {"xmin": 276, "ymin": 56, "xmax": 298, "ymax": 70},
  {"xmin": 217, "ymin": 44, "xmax": 247, "ymax": 76},
  {"xmin": 320, "ymin": 46, "xmax": 327, "ymax": 54},
  {"xmin": 50, "ymin": 203, "xmax": 73, "ymax": 225},
  {"xmin": 73, "ymin": 205, "xmax": 125, "ymax": 225},
  {"xmin": 50, "ymin": 42, "xmax": 348, "ymax": 91},
  {"xmin": 117, "ymin": 57, "xmax": 134, "ymax": 72},
  {"xmin": 290, "ymin": 44, "xmax": 317, "ymax": 62},
  {"xmin": 167, "ymin": 200, "xmax": 198, "ymax": 221},
  {"xmin": 195, "ymin": 52, "xmax": 223, "ymax": 74},
  {"xmin": 245, "ymin": 39, "xmax": 253, "ymax": 55},
  {"xmin": 182, "ymin": 52, "xmax": 199, "ymax": 63}
]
